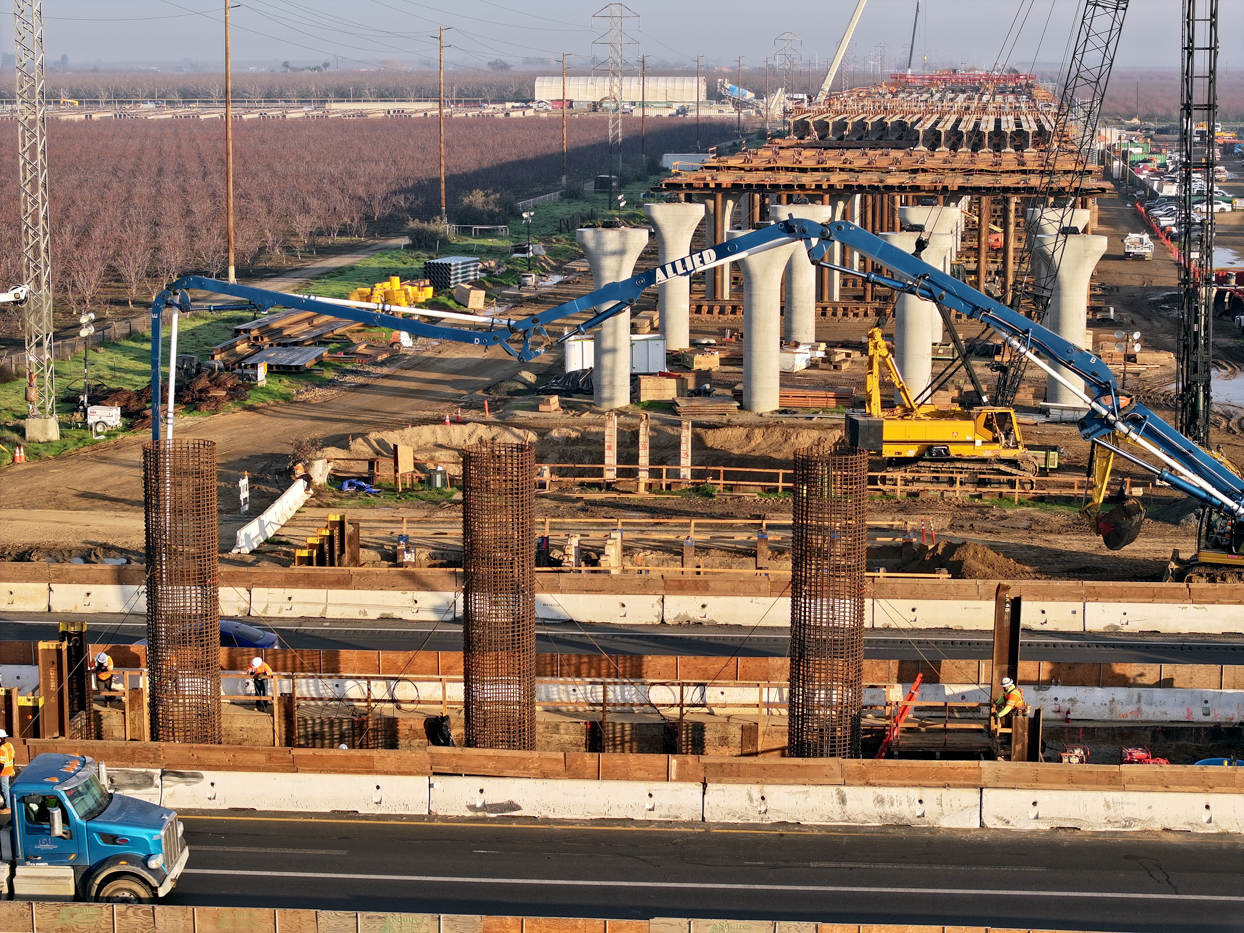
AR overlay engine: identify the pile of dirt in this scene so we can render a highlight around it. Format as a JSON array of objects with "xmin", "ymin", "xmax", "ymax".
[
  {"xmin": 698, "ymin": 425, "xmax": 842, "ymax": 459},
  {"xmin": 897, "ymin": 539, "xmax": 1040, "ymax": 579},
  {"xmin": 319, "ymin": 423, "xmax": 536, "ymax": 464}
]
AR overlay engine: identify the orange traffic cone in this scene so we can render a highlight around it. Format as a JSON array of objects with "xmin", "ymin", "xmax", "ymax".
[
  {"xmin": 443, "ymin": 412, "xmax": 450, "ymax": 425},
  {"xmin": 455, "ymin": 408, "xmax": 463, "ymax": 424},
  {"xmin": 13, "ymin": 446, "xmax": 25, "ymax": 464}
]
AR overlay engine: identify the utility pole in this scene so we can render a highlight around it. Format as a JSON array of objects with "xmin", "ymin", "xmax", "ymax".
[
  {"xmin": 437, "ymin": 27, "xmax": 451, "ymax": 223},
  {"xmin": 225, "ymin": 0, "xmax": 236, "ymax": 283},
  {"xmin": 15, "ymin": 0, "xmax": 57, "ymax": 441},
  {"xmin": 640, "ymin": 53, "xmax": 646, "ymax": 159},
  {"xmin": 561, "ymin": 52, "xmax": 568, "ymax": 184},
  {"xmin": 695, "ymin": 55, "xmax": 701, "ymax": 151}
]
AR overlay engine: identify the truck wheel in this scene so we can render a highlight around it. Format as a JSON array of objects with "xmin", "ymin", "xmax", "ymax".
[
  {"xmin": 96, "ymin": 877, "xmax": 155, "ymax": 903},
  {"xmin": 91, "ymin": 421, "xmax": 108, "ymax": 437}
]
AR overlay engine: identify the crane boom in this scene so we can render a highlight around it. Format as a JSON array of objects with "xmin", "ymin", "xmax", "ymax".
[
  {"xmin": 151, "ymin": 217, "xmax": 1244, "ymax": 553},
  {"xmin": 814, "ymin": 0, "xmax": 870, "ymax": 105}
]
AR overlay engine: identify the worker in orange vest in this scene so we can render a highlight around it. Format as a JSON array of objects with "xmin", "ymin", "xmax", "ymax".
[
  {"xmin": 994, "ymin": 677, "xmax": 1026, "ymax": 722},
  {"xmin": 249, "ymin": 657, "xmax": 273, "ymax": 712},
  {"xmin": 0, "ymin": 729, "xmax": 15, "ymax": 815},
  {"xmin": 93, "ymin": 652, "xmax": 116, "ymax": 707}
]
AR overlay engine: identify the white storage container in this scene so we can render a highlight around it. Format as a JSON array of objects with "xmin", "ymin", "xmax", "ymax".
[
  {"xmin": 630, "ymin": 335, "xmax": 668, "ymax": 374},
  {"xmin": 564, "ymin": 337, "xmax": 594, "ymax": 373}
]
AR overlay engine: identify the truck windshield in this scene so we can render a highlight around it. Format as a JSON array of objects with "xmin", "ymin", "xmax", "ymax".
[{"xmin": 64, "ymin": 774, "xmax": 112, "ymax": 821}]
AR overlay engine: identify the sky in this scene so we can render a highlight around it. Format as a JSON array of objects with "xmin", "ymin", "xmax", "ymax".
[{"xmin": 17, "ymin": 0, "xmax": 1242, "ymax": 74}]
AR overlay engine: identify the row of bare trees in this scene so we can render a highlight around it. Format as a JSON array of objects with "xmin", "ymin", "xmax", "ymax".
[{"xmin": 0, "ymin": 113, "xmax": 731, "ymax": 330}]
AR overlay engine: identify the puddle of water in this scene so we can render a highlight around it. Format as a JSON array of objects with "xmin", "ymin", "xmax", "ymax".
[
  {"xmin": 1213, "ymin": 246, "xmax": 1244, "ymax": 269},
  {"xmin": 1211, "ymin": 373, "xmax": 1244, "ymax": 407}
]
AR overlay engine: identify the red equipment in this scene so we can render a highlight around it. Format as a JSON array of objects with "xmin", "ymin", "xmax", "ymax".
[
  {"xmin": 875, "ymin": 673, "xmax": 923, "ymax": 759},
  {"xmin": 1120, "ymin": 746, "xmax": 1169, "ymax": 765}
]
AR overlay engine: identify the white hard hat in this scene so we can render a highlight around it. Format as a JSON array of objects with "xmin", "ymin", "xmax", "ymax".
[
  {"xmin": 0, "ymin": 730, "xmax": 8, "ymax": 739},
  {"xmin": 250, "ymin": 657, "xmax": 263, "ymax": 668},
  {"xmin": 1001, "ymin": 677, "xmax": 1015, "ymax": 688},
  {"xmin": 337, "ymin": 744, "xmax": 349, "ymax": 750},
  {"xmin": 95, "ymin": 652, "xmax": 108, "ymax": 664}
]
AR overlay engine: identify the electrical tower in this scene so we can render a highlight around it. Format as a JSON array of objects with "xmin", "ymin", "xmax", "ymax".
[
  {"xmin": 15, "ymin": 0, "xmax": 57, "ymax": 441},
  {"xmin": 591, "ymin": 3, "xmax": 638, "ymax": 205},
  {"xmin": 993, "ymin": 0, "xmax": 1129, "ymax": 408},
  {"xmin": 1177, "ymin": 0, "xmax": 1218, "ymax": 446},
  {"xmin": 774, "ymin": 32, "xmax": 801, "ymax": 92}
]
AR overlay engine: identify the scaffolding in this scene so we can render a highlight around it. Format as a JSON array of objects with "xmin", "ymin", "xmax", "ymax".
[
  {"xmin": 462, "ymin": 440, "xmax": 537, "ymax": 750},
  {"xmin": 143, "ymin": 439, "xmax": 222, "ymax": 744},
  {"xmin": 788, "ymin": 443, "xmax": 869, "ymax": 758}
]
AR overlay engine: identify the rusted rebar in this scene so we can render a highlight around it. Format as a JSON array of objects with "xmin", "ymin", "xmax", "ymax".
[
  {"xmin": 462, "ymin": 440, "xmax": 536, "ymax": 750},
  {"xmin": 143, "ymin": 439, "xmax": 222, "ymax": 744},
  {"xmin": 788, "ymin": 442, "xmax": 868, "ymax": 758}
]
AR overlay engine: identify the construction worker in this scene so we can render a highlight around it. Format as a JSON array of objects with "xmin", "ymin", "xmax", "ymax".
[
  {"xmin": 994, "ymin": 676, "xmax": 1026, "ymax": 722},
  {"xmin": 93, "ymin": 652, "xmax": 115, "ymax": 706},
  {"xmin": 0, "ymin": 729, "xmax": 14, "ymax": 815},
  {"xmin": 249, "ymin": 657, "xmax": 273, "ymax": 712}
]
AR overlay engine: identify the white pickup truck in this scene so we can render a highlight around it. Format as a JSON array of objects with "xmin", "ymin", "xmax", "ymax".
[{"xmin": 1123, "ymin": 232, "xmax": 1154, "ymax": 260}]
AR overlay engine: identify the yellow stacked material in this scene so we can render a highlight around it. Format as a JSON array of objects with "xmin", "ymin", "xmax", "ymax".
[{"xmin": 347, "ymin": 280, "xmax": 434, "ymax": 306}]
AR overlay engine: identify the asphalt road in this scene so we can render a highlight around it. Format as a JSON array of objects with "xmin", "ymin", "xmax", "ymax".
[
  {"xmin": 2, "ymin": 614, "xmax": 1243, "ymax": 663},
  {"xmin": 170, "ymin": 814, "xmax": 1244, "ymax": 931}
]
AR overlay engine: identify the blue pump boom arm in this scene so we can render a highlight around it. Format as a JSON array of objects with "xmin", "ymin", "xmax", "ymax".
[{"xmin": 149, "ymin": 219, "xmax": 1244, "ymax": 526}]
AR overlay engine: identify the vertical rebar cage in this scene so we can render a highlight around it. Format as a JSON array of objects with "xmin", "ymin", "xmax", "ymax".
[
  {"xmin": 788, "ymin": 443, "xmax": 868, "ymax": 758},
  {"xmin": 143, "ymin": 439, "xmax": 222, "ymax": 744},
  {"xmin": 462, "ymin": 440, "xmax": 536, "ymax": 750}
]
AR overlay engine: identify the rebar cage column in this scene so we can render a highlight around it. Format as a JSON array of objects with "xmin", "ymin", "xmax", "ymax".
[
  {"xmin": 788, "ymin": 443, "xmax": 869, "ymax": 758},
  {"xmin": 462, "ymin": 441, "xmax": 537, "ymax": 750},
  {"xmin": 143, "ymin": 439, "xmax": 222, "ymax": 744}
]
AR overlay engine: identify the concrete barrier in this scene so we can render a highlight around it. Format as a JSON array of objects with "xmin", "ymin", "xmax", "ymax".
[
  {"xmin": 159, "ymin": 769, "xmax": 430, "ymax": 814},
  {"xmin": 703, "ymin": 783, "xmax": 981, "ymax": 828},
  {"xmin": 664, "ymin": 595, "xmax": 791, "ymax": 627},
  {"xmin": 981, "ymin": 787, "xmax": 1244, "ymax": 832},
  {"xmin": 48, "ymin": 582, "xmax": 145, "ymax": 614},
  {"xmin": 1027, "ymin": 684, "xmax": 1244, "ymax": 722},
  {"xmin": 232, "ymin": 479, "xmax": 312, "ymax": 554},
  {"xmin": 323, "ymin": 588, "xmax": 457, "ymax": 622},
  {"xmin": 1, "ymin": 583, "xmax": 48, "ymax": 612},
  {"xmin": 429, "ymin": 776, "xmax": 703, "ymax": 821},
  {"xmin": 106, "ymin": 768, "xmax": 162, "ymax": 804},
  {"xmin": 871, "ymin": 597, "xmax": 995, "ymax": 630},
  {"xmin": 537, "ymin": 593, "xmax": 664, "ymax": 624},
  {"xmin": 1085, "ymin": 601, "xmax": 1244, "ymax": 635}
]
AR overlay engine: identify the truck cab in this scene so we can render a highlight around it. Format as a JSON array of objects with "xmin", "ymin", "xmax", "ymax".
[{"xmin": 5, "ymin": 754, "xmax": 188, "ymax": 903}]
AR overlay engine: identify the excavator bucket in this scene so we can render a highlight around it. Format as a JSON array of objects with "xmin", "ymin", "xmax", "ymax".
[{"xmin": 1095, "ymin": 498, "xmax": 1146, "ymax": 551}]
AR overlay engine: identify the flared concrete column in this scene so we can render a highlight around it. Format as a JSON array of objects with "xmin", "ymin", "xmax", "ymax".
[
  {"xmin": 771, "ymin": 203, "xmax": 834, "ymax": 345},
  {"xmin": 898, "ymin": 205, "xmax": 963, "ymax": 273},
  {"xmin": 576, "ymin": 226, "xmax": 651, "ymax": 410},
  {"xmin": 1027, "ymin": 208, "xmax": 1093, "ymax": 296},
  {"xmin": 644, "ymin": 202, "xmax": 706, "ymax": 351},
  {"xmin": 880, "ymin": 231, "xmax": 954, "ymax": 404},
  {"xmin": 728, "ymin": 230, "xmax": 799, "ymax": 413},
  {"xmin": 1034, "ymin": 234, "xmax": 1107, "ymax": 407}
]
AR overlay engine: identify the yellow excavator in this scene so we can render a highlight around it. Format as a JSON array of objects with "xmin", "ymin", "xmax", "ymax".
[{"xmin": 847, "ymin": 327, "xmax": 1057, "ymax": 483}]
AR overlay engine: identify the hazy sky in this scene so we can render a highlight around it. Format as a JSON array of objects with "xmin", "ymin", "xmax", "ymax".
[{"xmin": 21, "ymin": 1, "xmax": 1242, "ymax": 74}]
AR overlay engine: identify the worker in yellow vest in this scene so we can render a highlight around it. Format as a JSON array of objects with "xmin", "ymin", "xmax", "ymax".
[
  {"xmin": 93, "ymin": 652, "xmax": 116, "ymax": 707},
  {"xmin": 0, "ymin": 729, "xmax": 15, "ymax": 815},
  {"xmin": 994, "ymin": 677, "xmax": 1026, "ymax": 722}
]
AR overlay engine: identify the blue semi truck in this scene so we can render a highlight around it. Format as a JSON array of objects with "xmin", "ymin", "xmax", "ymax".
[{"xmin": 2, "ymin": 753, "xmax": 188, "ymax": 903}]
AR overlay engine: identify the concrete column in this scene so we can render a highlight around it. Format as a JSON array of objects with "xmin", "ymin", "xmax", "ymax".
[
  {"xmin": 772, "ymin": 203, "xmax": 834, "ymax": 345},
  {"xmin": 880, "ymin": 231, "xmax": 955, "ymax": 405},
  {"xmin": 977, "ymin": 195, "xmax": 992, "ymax": 293},
  {"xmin": 1027, "ymin": 208, "xmax": 1092, "ymax": 296},
  {"xmin": 728, "ymin": 229, "xmax": 799, "ymax": 413},
  {"xmin": 708, "ymin": 193, "xmax": 740, "ymax": 300},
  {"xmin": 898, "ymin": 205, "xmax": 963, "ymax": 274},
  {"xmin": 576, "ymin": 226, "xmax": 651, "ymax": 410},
  {"xmin": 644, "ymin": 202, "xmax": 706, "ymax": 351},
  {"xmin": 1034, "ymin": 234, "xmax": 1107, "ymax": 407},
  {"xmin": 1003, "ymin": 196, "xmax": 1017, "ymax": 303}
]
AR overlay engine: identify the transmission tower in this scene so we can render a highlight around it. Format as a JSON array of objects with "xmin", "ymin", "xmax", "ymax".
[
  {"xmin": 992, "ymin": 0, "xmax": 1129, "ymax": 409},
  {"xmin": 591, "ymin": 3, "xmax": 638, "ymax": 200},
  {"xmin": 1177, "ymin": 0, "xmax": 1218, "ymax": 446},
  {"xmin": 15, "ymin": 0, "xmax": 57, "ymax": 441},
  {"xmin": 774, "ymin": 31, "xmax": 801, "ymax": 91}
]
